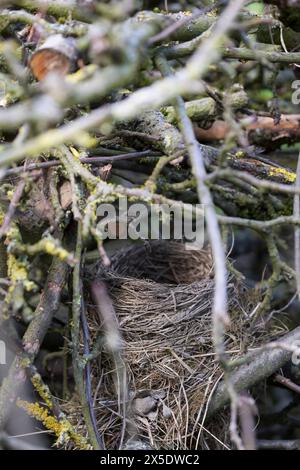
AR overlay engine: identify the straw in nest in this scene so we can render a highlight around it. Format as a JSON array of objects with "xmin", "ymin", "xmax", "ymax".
[{"xmin": 66, "ymin": 241, "xmax": 267, "ymax": 450}]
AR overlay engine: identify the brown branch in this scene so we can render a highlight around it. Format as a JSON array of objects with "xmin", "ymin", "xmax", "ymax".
[
  {"xmin": 3, "ymin": 151, "xmax": 158, "ymax": 177},
  {"xmin": 195, "ymin": 115, "xmax": 300, "ymax": 143},
  {"xmin": 274, "ymin": 373, "xmax": 300, "ymax": 394}
]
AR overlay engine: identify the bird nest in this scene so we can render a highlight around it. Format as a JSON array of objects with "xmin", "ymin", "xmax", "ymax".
[{"xmin": 65, "ymin": 241, "xmax": 268, "ymax": 450}]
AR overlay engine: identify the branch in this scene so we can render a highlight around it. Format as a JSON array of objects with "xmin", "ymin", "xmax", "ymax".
[
  {"xmin": 71, "ymin": 222, "xmax": 104, "ymax": 449},
  {"xmin": 0, "ymin": 0, "xmax": 248, "ymax": 168},
  {"xmin": 0, "ymin": 250, "xmax": 70, "ymax": 428},
  {"xmin": 207, "ymin": 326, "xmax": 300, "ymax": 417}
]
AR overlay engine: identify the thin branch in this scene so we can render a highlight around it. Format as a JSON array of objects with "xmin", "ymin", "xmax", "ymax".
[
  {"xmin": 0, "ymin": 177, "xmax": 26, "ymax": 239},
  {"xmin": 238, "ymin": 393, "xmax": 257, "ymax": 451},
  {"xmin": 155, "ymin": 54, "xmax": 229, "ymax": 357},
  {"xmin": 274, "ymin": 373, "xmax": 300, "ymax": 395},
  {"xmin": 3, "ymin": 151, "xmax": 158, "ymax": 177},
  {"xmin": 258, "ymin": 439, "xmax": 300, "ymax": 450},
  {"xmin": 81, "ymin": 297, "xmax": 104, "ymax": 448},
  {"xmin": 71, "ymin": 222, "xmax": 104, "ymax": 449},
  {"xmin": 206, "ymin": 168, "xmax": 298, "ymax": 195},
  {"xmin": 90, "ymin": 280, "xmax": 128, "ymax": 449},
  {"xmin": 155, "ymin": 49, "xmax": 246, "ymax": 449},
  {"xmin": 218, "ymin": 214, "xmax": 300, "ymax": 231}
]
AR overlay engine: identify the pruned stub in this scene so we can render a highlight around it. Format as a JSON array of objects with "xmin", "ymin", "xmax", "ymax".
[{"xmin": 30, "ymin": 34, "xmax": 77, "ymax": 81}]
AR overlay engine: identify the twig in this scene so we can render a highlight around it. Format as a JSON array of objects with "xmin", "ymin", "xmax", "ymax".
[
  {"xmin": 223, "ymin": 46, "xmax": 300, "ymax": 63},
  {"xmin": 0, "ymin": 177, "xmax": 26, "ymax": 239},
  {"xmin": 90, "ymin": 280, "xmax": 128, "ymax": 450},
  {"xmin": 238, "ymin": 393, "xmax": 257, "ymax": 450},
  {"xmin": 0, "ymin": 432, "xmax": 47, "ymax": 450},
  {"xmin": 258, "ymin": 439, "xmax": 300, "ymax": 450},
  {"xmin": 8, "ymin": 0, "xmax": 94, "ymax": 21},
  {"xmin": 3, "ymin": 151, "xmax": 158, "ymax": 177},
  {"xmin": 71, "ymin": 222, "xmax": 104, "ymax": 449},
  {"xmin": 115, "ymin": 130, "xmax": 161, "ymax": 143},
  {"xmin": 274, "ymin": 373, "xmax": 300, "ymax": 395},
  {"xmin": 80, "ymin": 299, "xmax": 104, "ymax": 449},
  {"xmin": 195, "ymin": 115, "xmax": 300, "ymax": 143},
  {"xmin": 155, "ymin": 54, "xmax": 229, "ymax": 357},
  {"xmin": 163, "ymin": 42, "xmax": 300, "ymax": 63},
  {"xmin": 145, "ymin": 153, "xmax": 183, "ymax": 191},
  {"xmin": 206, "ymin": 168, "xmax": 298, "ymax": 195},
  {"xmin": 218, "ymin": 214, "xmax": 300, "ymax": 231},
  {"xmin": 0, "ymin": 8, "xmax": 88, "ymax": 36},
  {"xmin": 148, "ymin": 2, "xmax": 223, "ymax": 45},
  {"xmin": 156, "ymin": 47, "xmax": 244, "ymax": 448}
]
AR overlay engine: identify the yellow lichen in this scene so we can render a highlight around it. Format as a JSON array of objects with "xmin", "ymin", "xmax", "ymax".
[
  {"xmin": 66, "ymin": 64, "xmax": 97, "ymax": 84},
  {"xmin": 6, "ymin": 189, "xmax": 13, "ymax": 200},
  {"xmin": 74, "ymin": 131, "xmax": 97, "ymax": 148},
  {"xmin": 7, "ymin": 254, "xmax": 28, "ymax": 285},
  {"xmin": 69, "ymin": 146, "xmax": 81, "ymax": 161},
  {"xmin": 17, "ymin": 400, "xmax": 92, "ymax": 449},
  {"xmin": 0, "ymin": 206, "xmax": 5, "ymax": 225},
  {"xmin": 31, "ymin": 373, "xmax": 53, "ymax": 409},
  {"xmin": 269, "ymin": 167, "xmax": 296, "ymax": 183},
  {"xmin": 13, "ymin": 237, "xmax": 76, "ymax": 264},
  {"xmin": 178, "ymin": 10, "xmax": 192, "ymax": 17},
  {"xmin": 42, "ymin": 239, "xmax": 73, "ymax": 262},
  {"xmin": 235, "ymin": 150, "xmax": 245, "ymax": 159},
  {"xmin": 6, "ymin": 253, "xmax": 35, "ymax": 303},
  {"xmin": 207, "ymin": 9, "xmax": 218, "ymax": 17}
]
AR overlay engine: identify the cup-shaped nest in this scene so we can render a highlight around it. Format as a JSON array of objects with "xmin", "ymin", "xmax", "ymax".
[{"xmin": 67, "ymin": 241, "xmax": 266, "ymax": 450}]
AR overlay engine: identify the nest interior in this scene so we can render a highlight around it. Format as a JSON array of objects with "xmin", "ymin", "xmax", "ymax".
[{"xmin": 66, "ymin": 241, "xmax": 268, "ymax": 450}]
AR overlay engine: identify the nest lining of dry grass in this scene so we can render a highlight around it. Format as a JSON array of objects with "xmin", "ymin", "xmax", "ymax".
[{"xmin": 64, "ymin": 241, "xmax": 274, "ymax": 450}]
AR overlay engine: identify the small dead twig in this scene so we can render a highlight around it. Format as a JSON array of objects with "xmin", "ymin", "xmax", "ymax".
[
  {"xmin": 155, "ymin": 54, "xmax": 229, "ymax": 359},
  {"xmin": 3, "ymin": 151, "xmax": 158, "ymax": 177},
  {"xmin": 0, "ymin": 432, "xmax": 47, "ymax": 450},
  {"xmin": 274, "ymin": 374, "xmax": 300, "ymax": 395},
  {"xmin": 90, "ymin": 279, "xmax": 128, "ymax": 450},
  {"xmin": 238, "ymin": 393, "xmax": 257, "ymax": 450}
]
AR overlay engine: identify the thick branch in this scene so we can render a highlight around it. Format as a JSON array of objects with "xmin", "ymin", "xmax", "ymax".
[
  {"xmin": 0, "ymin": 248, "xmax": 70, "ymax": 428},
  {"xmin": 207, "ymin": 326, "xmax": 300, "ymax": 417}
]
